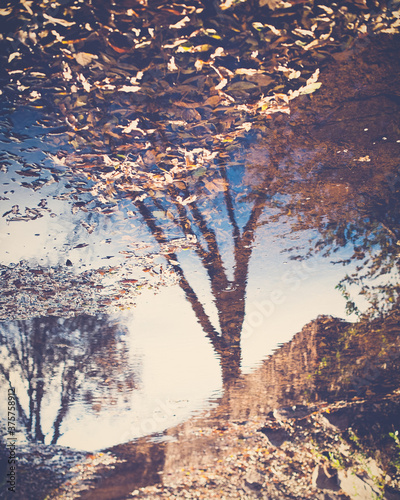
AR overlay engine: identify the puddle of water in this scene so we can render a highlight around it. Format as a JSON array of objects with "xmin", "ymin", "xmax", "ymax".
[{"xmin": 0, "ymin": 1, "xmax": 400, "ymax": 498}]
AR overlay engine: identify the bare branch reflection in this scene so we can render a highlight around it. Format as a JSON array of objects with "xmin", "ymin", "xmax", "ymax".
[{"xmin": 0, "ymin": 315, "xmax": 137, "ymax": 444}]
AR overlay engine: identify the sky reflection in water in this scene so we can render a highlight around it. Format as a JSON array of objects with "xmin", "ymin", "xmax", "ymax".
[{"xmin": 0, "ymin": 122, "xmax": 365, "ymax": 450}]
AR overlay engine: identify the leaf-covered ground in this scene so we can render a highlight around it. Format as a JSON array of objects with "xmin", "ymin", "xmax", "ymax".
[{"xmin": 125, "ymin": 396, "xmax": 400, "ymax": 500}]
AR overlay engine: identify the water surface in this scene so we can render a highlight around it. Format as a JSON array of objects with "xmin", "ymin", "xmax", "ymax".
[{"xmin": 0, "ymin": 0, "xmax": 399, "ymax": 498}]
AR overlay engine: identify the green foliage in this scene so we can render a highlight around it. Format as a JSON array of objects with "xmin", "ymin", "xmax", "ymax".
[
  {"xmin": 389, "ymin": 431, "xmax": 400, "ymax": 473},
  {"xmin": 328, "ymin": 451, "xmax": 346, "ymax": 470}
]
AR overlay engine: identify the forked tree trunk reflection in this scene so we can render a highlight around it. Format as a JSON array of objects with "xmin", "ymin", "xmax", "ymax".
[{"xmin": 135, "ymin": 162, "xmax": 276, "ymax": 387}]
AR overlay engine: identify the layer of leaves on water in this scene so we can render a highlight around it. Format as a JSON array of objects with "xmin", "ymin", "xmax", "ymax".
[
  {"xmin": 0, "ymin": 257, "xmax": 178, "ymax": 320},
  {"xmin": 1, "ymin": 0, "xmax": 398, "ymax": 226},
  {"xmin": 1, "ymin": 0, "xmax": 399, "ymax": 166},
  {"xmin": 1, "ymin": 0, "xmax": 399, "ymax": 206}
]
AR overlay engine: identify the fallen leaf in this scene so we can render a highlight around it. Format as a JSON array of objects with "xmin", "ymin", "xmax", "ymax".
[
  {"xmin": 43, "ymin": 13, "xmax": 75, "ymax": 27},
  {"xmin": 74, "ymin": 52, "xmax": 98, "ymax": 66}
]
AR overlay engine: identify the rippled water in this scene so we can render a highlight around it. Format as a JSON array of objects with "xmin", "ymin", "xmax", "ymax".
[{"xmin": 0, "ymin": 1, "xmax": 400, "ymax": 498}]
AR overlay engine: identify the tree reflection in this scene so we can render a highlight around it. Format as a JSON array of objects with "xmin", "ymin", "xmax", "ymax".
[
  {"xmin": 0, "ymin": 315, "xmax": 137, "ymax": 444},
  {"xmin": 252, "ymin": 103, "xmax": 400, "ymax": 317},
  {"xmin": 128, "ymin": 92, "xmax": 400, "ymax": 388},
  {"xmin": 289, "ymin": 158, "xmax": 400, "ymax": 317},
  {"xmin": 132, "ymin": 151, "xmax": 279, "ymax": 387}
]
